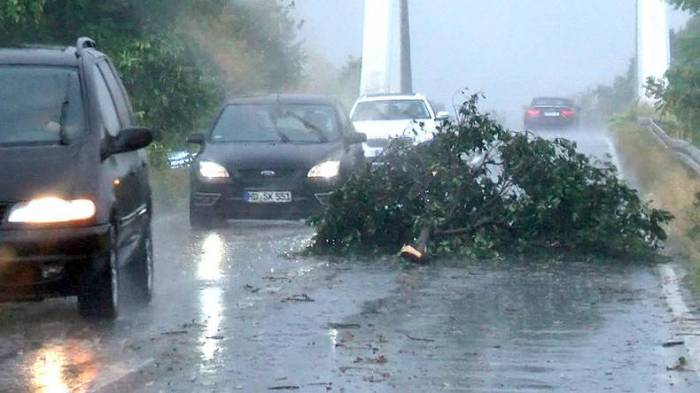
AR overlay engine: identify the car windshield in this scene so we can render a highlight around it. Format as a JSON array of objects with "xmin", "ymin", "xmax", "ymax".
[
  {"xmin": 531, "ymin": 97, "xmax": 573, "ymax": 107},
  {"xmin": 352, "ymin": 99, "xmax": 431, "ymax": 121},
  {"xmin": 0, "ymin": 66, "xmax": 84, "ymax": 146},
  {"xmin": 210, "ymin": 103, "xmax": 340, "ymax": 143}
]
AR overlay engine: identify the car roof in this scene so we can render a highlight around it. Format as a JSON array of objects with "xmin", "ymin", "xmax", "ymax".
[
  {"xmin": 225, "ymin": 94, "xmax": 338, "ymax": 106},
  {"xmin": 356, "ymin": 93, "xmax": 427, "ymax": 102},
  {"xmin": 0, "ymin": 47, "xmax": 84, "ymax": 67}
]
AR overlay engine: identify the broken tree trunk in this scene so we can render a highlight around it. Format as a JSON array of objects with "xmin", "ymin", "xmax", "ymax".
[{"xmin": 400, "ymin": 227, "xmax": 431, "ymax": 263}]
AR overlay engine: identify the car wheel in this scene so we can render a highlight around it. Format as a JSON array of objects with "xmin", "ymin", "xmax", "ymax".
[
  {"xmin": 78, "ymin": 226, "xmax": 119, "ymax": 319},
  {"xmin": 129, "ymin": 224, "xmax": 154, "ymax": 304}
]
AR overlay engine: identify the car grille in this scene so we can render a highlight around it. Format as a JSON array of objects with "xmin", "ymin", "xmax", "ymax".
[
  {"xmin": 237, "ymin": 168, "xmax": 299, "ymax": 180},
  {"xmin": 366, "ymin": 138, "xmax": 389, "ymax": 148},
  {"xmin": 366, "ymin": 137, "xmax": 413, "ymax": 148}
]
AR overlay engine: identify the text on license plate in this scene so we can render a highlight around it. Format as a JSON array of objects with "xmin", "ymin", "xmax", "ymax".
[
  {"xmin": 244, "ymin": 191, "xmax": 292, "ymax": 203},
  {"xmin": 544, "ymin": 111, "xmax": 560, "ymax": 117}
]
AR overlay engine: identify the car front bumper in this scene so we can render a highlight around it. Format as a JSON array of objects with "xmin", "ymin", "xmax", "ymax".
[
  {"xmin": 191, "ymin": 177, "xmax": 339, "ymax": 220},
  {"xmin": 0, "ymin": 224, "xmax": 111, "ymax": 299}
]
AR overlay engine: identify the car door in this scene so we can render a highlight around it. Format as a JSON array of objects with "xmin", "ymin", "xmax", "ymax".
[
  {"xmin": 98, "ymin": 60, "xmax": 151, "ymax": 229},
  {"xmin": 91, "ymin": 61, "xmax": 142, "ymax": 262}
]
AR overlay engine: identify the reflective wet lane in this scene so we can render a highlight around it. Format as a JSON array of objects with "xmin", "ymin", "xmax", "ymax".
[{"xmin": 0, "ymin": 128, "xmax": 699, "ymax": 392}]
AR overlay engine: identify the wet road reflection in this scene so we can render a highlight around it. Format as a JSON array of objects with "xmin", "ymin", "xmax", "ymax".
[
  {"xmin": 197, "ymin": 233, "xmax": 225, "ymax": 281},
  {"xmin": 28, "ymin": 341, "xmax": 97, "ymax": 393},
  {"xmin": 199, "ymin": 287, "xmax": 224, "ymax": 364}
]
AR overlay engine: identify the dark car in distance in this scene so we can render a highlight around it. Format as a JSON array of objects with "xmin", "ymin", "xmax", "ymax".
[
  {"xmin": 523, "ymin": 97, "xmax": 580, "ymax": 130},
  {"xmin": 0, "ymin": 38, "xmax": 154, "ymax": 319},
  {"xmin": 188, "ymin": 95, "xmax": 367, "ymax": 228}
]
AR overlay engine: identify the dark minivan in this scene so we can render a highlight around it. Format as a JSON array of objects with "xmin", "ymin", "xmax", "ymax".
[
  {"xmin": 188, "ymin": 95, "xmax": 366, "ymax": 227},
  {"xmin": 0, "ymin": 38, "xmax": 154, "ymax": 318}
]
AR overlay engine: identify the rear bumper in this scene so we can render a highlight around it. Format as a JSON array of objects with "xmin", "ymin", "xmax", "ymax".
[
  {"xmin": 0, "ymin": 224, "xmax": 110, "ymax": 299},
  {"xmin": 525, "ymin": 117, "xmax": 577, "ymax": 129}
]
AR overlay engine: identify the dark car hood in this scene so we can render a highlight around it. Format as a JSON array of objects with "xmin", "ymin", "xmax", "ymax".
[
  {"xmin": 0, "ymin": 144, "xmax": 90, "ymax": 202},
  {"xmin": 200, "ymin": 141, "xmax": 345, "ymax": 170}
]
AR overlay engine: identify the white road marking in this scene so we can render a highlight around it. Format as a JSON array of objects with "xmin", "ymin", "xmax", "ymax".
[{"xmin": 658, "ymin": 264, "xmax": 700, "ymax": 375}]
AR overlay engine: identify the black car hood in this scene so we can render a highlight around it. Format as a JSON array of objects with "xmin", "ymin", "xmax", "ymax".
[
  {"xmin": 0, "ymin": 144, "xmax": 90, "ymax": 202},
  {"xmin": 201, "ymin": 141, "xmax": 345, "ymax": 170}
]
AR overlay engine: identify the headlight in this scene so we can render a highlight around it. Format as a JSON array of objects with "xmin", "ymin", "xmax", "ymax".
[
  {"xmin": 307, "ymin": 161, "xmax": 340, "ymax": 179},
  {"xmin": 199, "ymin": 161, "xmax": 230, "ymax": 179},
  {"xmin": 8, "ymin": 197, "xmax": 96, "ymax": 224}
]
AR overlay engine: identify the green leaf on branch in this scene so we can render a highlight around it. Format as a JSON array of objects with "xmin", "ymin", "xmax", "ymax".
[{"xmin": 308, "ymin": 94, "xmax": 674, "ymax": 261}]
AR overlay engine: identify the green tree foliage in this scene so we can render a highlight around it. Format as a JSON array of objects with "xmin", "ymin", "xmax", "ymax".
[
  {"xmin": 310, "ymin": 94, "xmax": 673, "ymax": 260},
  {"xmin": 575, "ymin": 58, "xmax": 637, "ymax": 123},
  {"xmin": 668, "ymin": 0, "xmax": 700, "ymax": 12},
  {"xmin": 647, "ymin": 13, "xmax": 700, "ymax": 144},
  {"xmin": 0, "ymin": 0, "xmax": 304, "ymax": 145}
]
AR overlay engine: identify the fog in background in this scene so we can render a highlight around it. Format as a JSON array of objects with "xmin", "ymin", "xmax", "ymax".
[{"xmin": 295, "ymin": 0, "xmax": 690, "ymax": 127}]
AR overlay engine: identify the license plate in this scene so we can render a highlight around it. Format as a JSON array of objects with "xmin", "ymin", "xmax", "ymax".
[
  {"xmin": 544, "ymin": 111, "xmax": 560, "ymax": 117},
  {"xmin": 244, "ymin": 191, "xmax": 292, "ymax": 204}
]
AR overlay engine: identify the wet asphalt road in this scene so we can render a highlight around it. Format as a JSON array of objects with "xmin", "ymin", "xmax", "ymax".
[{"xmin": 1, "ymin": 128, "xmax": 700, "ymax": 392}]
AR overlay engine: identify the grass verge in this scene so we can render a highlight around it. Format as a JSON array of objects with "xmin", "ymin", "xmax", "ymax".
[{"xmin": 612, "ymin": 119, "xmax": 700, "ymax": 289}]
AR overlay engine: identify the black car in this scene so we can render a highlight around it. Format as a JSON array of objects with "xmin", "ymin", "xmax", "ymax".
[
  {"xmin": 0, "ymin": 38, "xmax": 154, "ymax": 318},
  {"xmin": 523, "ymin": 97, "xmax": 580, "ymax": 130},
  {"xmin": 188, "ymin": 95, "xmax": 366, "ymax": 227}
]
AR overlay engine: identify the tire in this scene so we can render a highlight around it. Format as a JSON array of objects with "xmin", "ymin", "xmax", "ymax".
[
  {"xmin": 129, "ymin": 224, "xmax": 154, "ymax": 304},
  {"xmin": 78, "ymin": 226, "xmax": 119, "ymax": 319}
]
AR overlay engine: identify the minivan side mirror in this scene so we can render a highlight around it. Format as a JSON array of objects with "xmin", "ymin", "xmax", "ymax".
[
  {"xmin": 187, "ymin": 133, "xmax": 206, "ymax": 145},
  {"xmin": 104, "ymin": 127, "xmax": 153, "ymax": 159},
  {"xmin": 344, "ymin": 131, "xmax": 367, "ymax": 145},
  {"xmin": 435, "ymin": 111, "xmax": 450, "ymax": 121}
]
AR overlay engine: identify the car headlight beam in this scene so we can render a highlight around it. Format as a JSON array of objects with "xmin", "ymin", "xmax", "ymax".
[
  {"xmin": 8, "ymin": 197, "xmax": 96, "ymax": 224},
  {"xmin": 199, "ymin": 161, "xmax": 230, "ymax": 180},
  {"xmin": 307, "ymin": 161, "xmax": 340, "ymax": 179}
]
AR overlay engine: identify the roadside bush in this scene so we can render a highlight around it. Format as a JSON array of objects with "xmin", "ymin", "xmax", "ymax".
[{"xmin": 309, "ymin": 94, "xmax": 673, "ymax": 260}]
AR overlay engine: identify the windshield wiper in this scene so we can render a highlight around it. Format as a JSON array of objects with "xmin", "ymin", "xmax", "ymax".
[
  {"xmin": 285, "ymin": 112, "xmax": 329, "ymax": 143},
  {"xmin": 58, "ymin": 75, "xmax": 71, "ymax": 145},
  {"xmin": 274, "ymin": 128, "xmax": 291, "ymax": 143}
]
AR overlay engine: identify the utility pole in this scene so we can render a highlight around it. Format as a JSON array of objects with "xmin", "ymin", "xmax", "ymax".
[
  {"xmin": 637, "ymin": 0, "xmax": 670, "ymax": 103},
  {"xmin": 360, "ymin": 0, "xmax": 413, "ymax": 96}
]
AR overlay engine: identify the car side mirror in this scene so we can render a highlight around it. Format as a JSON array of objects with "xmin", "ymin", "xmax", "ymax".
[
  {"xmin": 187, "ymin": 133, "xmax": 206, "ymax": 145},
  {"xmin": 345, "ymin": 131, "xmax": 367, "ymax": 145},
  {"xmin": 436, "ymin": 111, "xmax": 450, "ymax": 121},
  {"xmin": 104, "ymin": 127, "xmax": 153, "ymax": 159}
]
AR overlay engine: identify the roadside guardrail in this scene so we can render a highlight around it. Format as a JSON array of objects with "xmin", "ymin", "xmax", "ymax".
[{"xmin": 643, "ymin": 119, "xmax": 700, "ymax": 175}]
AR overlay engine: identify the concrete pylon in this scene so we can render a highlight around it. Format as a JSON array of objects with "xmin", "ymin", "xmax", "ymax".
[
  {"xmin": 360, "ymin": 0, "xmax": 413, "ymax": 96},
  {"xmin": 637, "ymin": 0, "xmax": 670, "ymax": 103}
]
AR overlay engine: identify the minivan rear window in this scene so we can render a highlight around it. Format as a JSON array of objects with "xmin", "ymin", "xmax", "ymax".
[{"xmin": 0, "ymin": 66, "xmax": 84, "ymax": 146}]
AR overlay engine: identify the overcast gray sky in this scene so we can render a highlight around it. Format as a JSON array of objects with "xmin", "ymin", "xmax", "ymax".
[{"xmin": 294, "ymin": 0, "xmax": 690, "ymax": 126}]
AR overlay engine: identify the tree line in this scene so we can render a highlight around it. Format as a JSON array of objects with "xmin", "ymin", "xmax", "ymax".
[{"xmin": 0, "ymin": 0, "xmax": 305, "ymax": 147}]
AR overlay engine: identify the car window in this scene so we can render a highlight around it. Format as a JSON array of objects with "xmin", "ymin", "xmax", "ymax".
[
  {"xmin": 97, "ymin": 61, "xmax": 132, "ymax": 127},
  {"xmin": 531, "ymin": 98, "xmax": 574, "ymax": 107},
  {"xmin": 93, "ymin": 66, "xmax": 122, "ymax": 137},
  {"xmin": 0, "ymin": 66, "xmax": 84, "ymax": 146},
  {"xmin": 352, "ymin": 99, "xmax": 431, "ymax": 121},
  {"xmin": 211, "ymin": 103, "xmax": 340, "ymax": 143}
]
